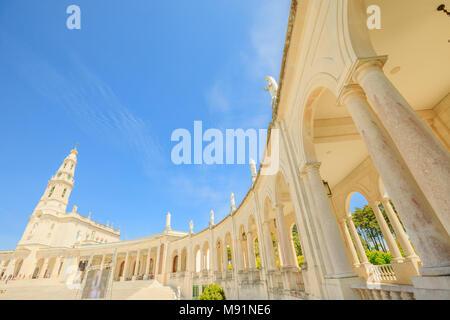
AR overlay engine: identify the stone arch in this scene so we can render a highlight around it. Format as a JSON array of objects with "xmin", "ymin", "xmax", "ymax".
[
  {"xmin": 345, "ymin": 188, "xmax": 372, "ymax": 217},
  {"xmin": 32, "ymin": 258, "xmax": 44, "ymax": 279},
  {"xmin": 13, "ymin": 259, "xmax": 23, "ymax": 277},
  {"xmin": 224, "ymin": 232, "xmax": 233, "ymax": 270}
]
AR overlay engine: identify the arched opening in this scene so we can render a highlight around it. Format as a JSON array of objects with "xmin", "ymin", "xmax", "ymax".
[
  {"xmin": 172, "ymin": 255, "xmax": 178, "ymax": 273},
  {"xmin": 32, "ymin": 258, "xmax": 44, "ymax": 279},
  {"xmin": 119, "ymin": 261, "xmax": 125, "ymax": 277},
  {"xmin": 291, "ymin": 225, "xmax": 304, "ymax": 268},
  {"xmin": 13, "ymin": 259, "xmax": 23, "ymax": 278},
  {"xmin": 225, "ymin": 232, "xmax": 233, "ymax": 271},
  {"xmin": 346, "ymin": 191, "xmax": 410, "ymax": 266}
]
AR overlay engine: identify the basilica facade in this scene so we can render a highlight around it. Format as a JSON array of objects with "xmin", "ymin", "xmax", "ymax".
[{"xmin": 1, "ymin": 0, "xmax": 449, "ymax": 300}]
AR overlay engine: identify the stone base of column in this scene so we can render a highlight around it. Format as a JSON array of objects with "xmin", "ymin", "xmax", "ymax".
[
  {"xmin": 391, "ymin": 259, "xmax": 420, "ymax": 286},
  {"xmin": 131, "ymin": 276, "xmax": 137, "ymax": 281},
  {"xmin": 143, "ymin": 275, "xmax": 149, "ymax": 280},
  {"xmin": 353, "ymin": 262, "xmax": 373, "ymax": 281},
  {"xmin": 323, "ymin": 274, "xmax": 365, "ymax": 300},
  {"xmin": 412, "ymin": 275, "xmax": 450, "ymax": 300},
  {"xmin": 120, "ymin": 276, "xmax": 125, "ymax": 281},
  {"xmin": 280, "ymin": 266, "xmax": 299, "ymax": 291}
]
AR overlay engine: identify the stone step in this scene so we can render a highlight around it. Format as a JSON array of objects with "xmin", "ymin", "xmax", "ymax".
[{"xmin": 0, "ymin": 279, "xmax": 177, "ymax": 300}]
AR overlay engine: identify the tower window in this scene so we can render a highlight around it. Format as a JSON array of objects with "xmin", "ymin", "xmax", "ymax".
[
  {"xmin": 62, "ymin": 189, "xmax": 67, "ymax": 198},
  {"xmin": 64, "ymin": 163, "xmax": 67, "ymax": 169},
  {"xmin": 57, "ymin": 172, "xmax": 62, "ymax": 177},
  {"xmin": 67, "ymin": 174, "xmax": 71, "ymax": 180},
  {"xmin": 71, "ymin": 164, "xmax": 74, "ymax": 169},
  {"xmin": 48, "ymin": 186, "xmax": 55, "ymax": 197}
]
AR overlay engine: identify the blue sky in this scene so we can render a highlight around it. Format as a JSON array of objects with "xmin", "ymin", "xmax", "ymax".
[{"xmin": 0, "ymin": 1, "xmax": 367, "ymax": 250}]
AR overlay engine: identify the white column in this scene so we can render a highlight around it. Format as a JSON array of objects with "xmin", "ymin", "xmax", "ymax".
[
  {"xmin": 154, "ymin": 246, "xmax": 160, "ymax": 274},
  {"xmin": 262, "ymin": 221, "xmax": 276, "ymax": 270},
  {"xmin": 354, "ymin": 59, "xmax": 450, "ymax": 232},
  {"xmin": 371, "ymin": 202, "xmax": 403, "ymax": 262},
  {"xmin": 247, "ymin": 232, "xmax": 256, "ymax": 269},
  {"xmin": 342, "ymin": 85, "xmax": 450, "ymax": 275},
  {"xmin": 303, "ymin": 162, "xmax": 356, "ymax": 277},
  {"xmin": 347, "ymin": 217, "xmax": 370, "ymax": 265},
  {"xmin": 39, "ymin": 258, "xmax": 49, "ymax": 278},
  {"xmin": 100, "ymin": 254, "xmax": 106, "ymax": 269},
  {"xmin": 274, "ymin": 203, "xmax": 297, "ymax": 268},
  {"xmin": 340, "ymin": 219, "xmax": 360, "ymax": 266},
  {"xmin": 121, "ymin": 252, "xmax": 129, "ymax": 281},
  {"xmin": 144, "ymin": 248, "xmax": 151, "ymax": 279},
  {"xmin": 223, "ymin": 243, "xmax": 228, "ymax": 272},
  {"xmin": 133, "ymin": 250, "xmax": 140, "ymax": 280},
  {"xmin": 51, "ymin": 256, "xmax": 62, "ymax": 278},
  {"xmin": 381, "ymin": 197, "xmax": 418, "ymax": 261}
]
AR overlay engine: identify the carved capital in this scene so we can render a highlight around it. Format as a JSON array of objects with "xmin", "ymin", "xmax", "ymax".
[
  {"xmin": 300, "ymin": 161, "xmax": 321, "ymax": 175},
  {"xmin": 352, "ymin": 55, "xmax": 388, "ymax": 84},
  {"xmin": 338, "ymin": 84, "xmax": 366, "ymax": 106}
]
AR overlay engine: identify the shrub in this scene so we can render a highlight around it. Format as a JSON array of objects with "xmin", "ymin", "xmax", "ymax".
[
  {"xmin": 297, "ymin": 255, "xmax": 304, "ymax": 268},
  {"xmin": 198, "ymin": 283, "xmax": 226, "ymax": 300},
  {"xmin": 365, "ymin": 250, "xmax": 392, "ymax": 265}
]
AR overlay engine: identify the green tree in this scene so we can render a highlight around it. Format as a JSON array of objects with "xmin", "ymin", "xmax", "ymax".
[
  {"xmin": 198, "ymin": 283, "xmax": 226, "ymax": 300},
  {"xmin": 254, "ymin": 238, "xmax": 261, "ymax": 269},
  {"xmin": 352, "ymin": 205, "xmax": 389, "ymax": 253},
  {"xmin": 292, "ymin": 225, "xmax": 304, "ymax": 267}
]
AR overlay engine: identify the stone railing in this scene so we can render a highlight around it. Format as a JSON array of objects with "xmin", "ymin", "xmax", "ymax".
[
  {"xmin": 267, "ymin": 270, "xmax": 283, "ymax": 289},
  {"xmin": 248, "ymin": 269, "xmax": 261, "ymax": 282},
  {"xmin": 225, "ymin": 270, "xmax": 233, "ymax": 280},
  {"xmin": 292, "ymin": 269, "xmax": 305, "ymax": 291},
  {"xmin": 370, "ymin": 264, "xmax": 397, "ymax": 283},
  {"xmin": 238, "ymin": 270, "xmax": 249, "ymax": 283},
  {"xmin": 352, "ymin": 284, "xmax": 416, "ymax": 300}
]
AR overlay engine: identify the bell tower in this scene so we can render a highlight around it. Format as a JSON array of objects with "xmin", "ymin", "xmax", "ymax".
[{"xmin": 33, "ymin": 146, "xmax": 78, "ymax": 215}]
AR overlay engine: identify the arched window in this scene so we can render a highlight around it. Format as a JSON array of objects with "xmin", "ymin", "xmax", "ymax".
[
  {"xmin": 48, "ymin": 186, "xmax": 55, "ymax": 197},
  {"xmin": 75, "ymin": 230, "xmax": 81, "ymax": 241},
  {"xmin": 62, "ymin": 189, "xmax": 67, "ymax": 198}
]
